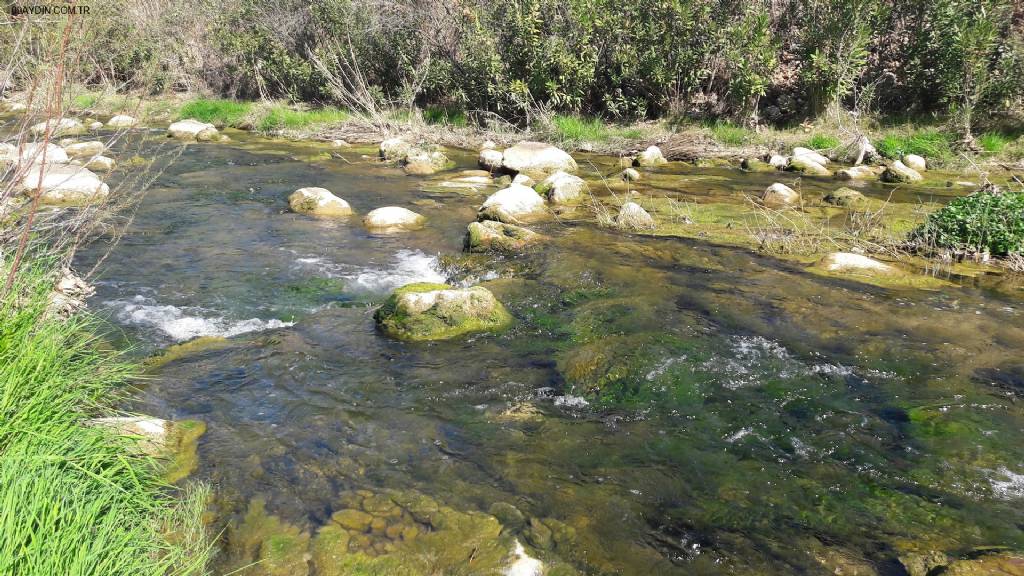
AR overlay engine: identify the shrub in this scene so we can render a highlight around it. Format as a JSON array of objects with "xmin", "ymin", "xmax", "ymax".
[
  {"xmin": 912, "ymin": 190, "xmax": 1024, "ymax": 255},
  {"xmin": 178, "ymin": 99, "xmax": 251, "ymax": 127}
]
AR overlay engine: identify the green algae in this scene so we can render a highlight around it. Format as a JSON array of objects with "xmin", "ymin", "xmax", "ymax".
[
  {"xmin": 145, "ymin": 336, "xmax": 232, "ymax": 370},
  {"xmin": 374, "ymin": 282, "xmax": 513, "ymax": 341},
  {"xmin": 163, "ymin": 419, "xmax": 206, "ymax": 484}
]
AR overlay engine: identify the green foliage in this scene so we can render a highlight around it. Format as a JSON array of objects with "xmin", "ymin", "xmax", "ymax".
[
  {"xmin": 798, "ymin": 0, "xmax": 879, "ymax": 114},
  {"xmin": 256, "ymin": 105, "xmax": 349, "ymax": 131},
  {"xmin": 422, "ymin": 106, "xmax": 467, "ymax": 127},
  {"xmin": 0, "ymin": 257, "xmax": 210, "ymax": 576},
  {"xmin": 178, "ymin": 98, "xmax": 251, "ymax": 127},
  {"xmin": 72, "ymin": 93, "xmax": 99, "ymax": 109},
  {"xmin": 549, "ymin": 114, "xmax": 647, "ymax": 142},
  {"xmin": 977, "ymin": 132, "xmax": 1010, "ymax": 153},
  {"xmin": 705, "ymin": 121, "xmax": 754, "ymax": 146},
  {"xmin": 804, "ymin": 134, "xmax": 841, "ymax": 150},
  {"xmin": 912, "ymin": 190, "xmax": 1024, "ymax": 255},
  {"xmin": 876, "ymin": 129, "xmax": 954, "ymax": 161}
]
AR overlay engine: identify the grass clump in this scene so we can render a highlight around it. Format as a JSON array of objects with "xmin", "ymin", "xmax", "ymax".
[
  {"xmin": 911, "ymin": 190, "xmax": 1024, "ymax": 256},
  {"xmin": 704, "ymin": 121, "xmax": 755, "ymax": 146},
  {"xmin": 804, "ymin": 133, "xmax": 841, "ymax": 150},
  {"xmin": 178, "ymin": 98, "xmax": 251, "ymax": 127},
  {"xmin": 552, "ymin": 115, "xmax": 612, "ymax": 141},
  {"xmin": 0, "ymin": 256, "xmax": 211, "ymax": 576},
  {"xmin": 876, "ymin": 129, "xmax": 953, "ymax": 162},
  {"xmin": 72, "ymin": 92, "xmax": 99, "ymax": 109},
  {"xmin": 977, "ymin": 132, "xmax": 1011, "ymax": 153},
  {"xmin": 423, "ymin": 106, "xmax": 467, "ymax": 127},
  {"xmin": 256, "ymin": 105, "xmax": 349, "ymax": 131}
]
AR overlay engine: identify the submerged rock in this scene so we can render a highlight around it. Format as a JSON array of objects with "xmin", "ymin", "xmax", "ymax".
[
  {"xmin": 614, "ymin": 202, "xmax": 655, "ymax": 230},
  {"xmin": 168, "ymin": 118, "xmax": 219, "ymax": 141},
  {"xmin": 817, "ymin": 252, "xmax": 897, "ymax": 274},
  {"xmin": 501, "ymin": 141, "xmax": 577, "ymax": 176},
  {"xmin": 478, "ymin": 184, "xmax": 548, "ymax": 223},
  {"xmin": 761, "ymin": 182, "xmax": 800, "ymax": 206},
  {"xmin": 289, "ymin": 187, "xmax": 353, "ymax": 217},
  {"xmin": 537, "ymin": 171, "xmax": 587, "ymax": 204},
  {"xmin": 903, "ymin": 154, "xmax": 927, "ymax": 171},
  {"xmin": 106, "ymin": 114, "xmax": 138, "ymax": 128},
  {"xmin": 822, "ymin": 187, "xmax": 866, "ymax": 207},
  {"xmin": 633, "ymin": 145, "xmax": 668, "ymax": 167},
  {"xmin": 64, "ymin": 140, "xmax": 105, "ymax": 159},
  {"xmin": 363, "ymin": 206, "xmax": 425, "ymax": 231},
  {"xmin": 375, "ymin": 282, "xmax": 512, "ymax": 341},
  {"xmin": 941, "ymin": 552, "xmax": 1024, "ymax": 576},
  {"xmin": 834, "ymin": 165, "xmax": 883, "ymax": 181},
  {"xmin": 19, "ymin": 164, "xmax": 109, "ymax": 204},
  {"xmin": 466, "ymin": 220, "xmax": 543, "ymax": 253},
  {"xmin": 881, "ymin": 160, "xmax": 923, "ymax": 183},
  {"xmin": 88, "ymin": 416, "xmax": 205, "ymax": 482},
  {"xmin": 30, "ymin": 117, "xmax": 85, "ymax": 137}
]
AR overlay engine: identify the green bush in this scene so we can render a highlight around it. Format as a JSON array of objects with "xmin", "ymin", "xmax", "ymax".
[
  {"xmin": 912, "ymin": 190, "xmax": 1024, "ymax": 255},
  {"xmin": 977, "ymin": 132, "xmax": 1010, "ymax": 153},
  {"xmin": 178, "ymin": 99, "xmax": 251, "ymax": 127}
]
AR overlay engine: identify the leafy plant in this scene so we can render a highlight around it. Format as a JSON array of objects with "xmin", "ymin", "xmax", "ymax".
[{"xmin": 912, "ymin": 190, "xmax": 1024, "ymax": 255}]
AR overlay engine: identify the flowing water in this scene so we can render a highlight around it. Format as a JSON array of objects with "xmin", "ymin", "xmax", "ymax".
[{"xmin": 75, "ymin": 131, "xmax": 1024, "ymax": 575}]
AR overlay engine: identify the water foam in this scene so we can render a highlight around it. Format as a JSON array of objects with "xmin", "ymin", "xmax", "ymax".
[
  {"xmin": 352, "ymin": 249, "xmax": 446, "ymax": 292},
  {"xmin": 110, "ymin": 295, "xmax": 292, "ymax": 342}
]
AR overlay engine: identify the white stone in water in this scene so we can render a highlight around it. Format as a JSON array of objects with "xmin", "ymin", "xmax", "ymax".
[
  {"xmin": 480, "ymin": 140, "xmax": 497, "ymax": 150},
  {"xmin": 289, "ymin": 187, "xmax": 353, "ymax": 217},
  {"xmin": 501, "ymin": 141, "xmax": 577, "ymax": 175},
  {"xmin": 621, "ymin": 167, "xmax": 641, "ymax": 181},
  {"xmin": 792, "ymin": 146, "xmax": 830, "ymax": 166},
  {"xmin": 64, "ymin": 140, "xmax": 106, "ymax": 159},
  {"xmin": 379, "ymin": 137, "xmax": 410, "ymax": 160},
  {"xmin": 615, "ymin": 201, "xmax": 655, "ymax": 230},
  {"xmin": 768, "ymin": 154, "xmax": 789, "ymax": 169},
  {"xmin": 77, "ymin": 155, "xmax": 115, "ymax": 172},
  {"xmin": 634, "ymin": 145, "xmax": 668, "ymax": 166},
  {"xmin": 787, "ymin": 154, "xmax": 831, "ymax": 176},
  {"xmin": 18, "ymin": 142, "xmax": 69, "ymax": 164},
  {"xmin": 512, "ymin": 173, "xmax": 535, "ymax": 187},
  {"xmin": 168, "ymin": 118, "xmax": 218, "ymax": 140},
  {"xmin": 505, "ymin": 540, "xmax": 544, "ymax": 576},
  {"xmin": 106, "ymin": 114, "xmax": 138, "ymax": 128},
  {"xmin": 363, "ymin": 206, "xmax": 425, "ymax": 231},
  {"xmin": 478, "ymin": 184, "xmax": 547, "ymax": 223},
  {"xmin": 903, "ymin": 154, "xmax": 926, "ymax": 171},
  {"xmin": 818, "ymin": 252, "xmax": 896, "ymax": 274},
  {"xmin": 761, "ymin": 182, "xmax": 800, "ymax": 205},
  {"xmin": 30, "ymin": 117, "xmax": 85, "ymax": 137},
  {"xmin": 881, "ymin": 160, "xmax": 923, "ymax": 183},
  {"xmin": 19, "ymin": 164, "xmax": 109, "ymax": 204},
  {"xmin": 479, "ymin": 148, "xmax": 504, "ymax": 171},
  {"xmin": 834, "ymin": 165, "xmax": 883, "ymax": 181},
  {"xmin": 88, "ymin": 121, "xmax": 103, "ymax": 130},
  {"xmin": 538, "ymin": 170, "xmax": 588, "ymax": 204}
]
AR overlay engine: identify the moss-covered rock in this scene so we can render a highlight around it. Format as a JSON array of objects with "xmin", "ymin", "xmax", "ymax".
[
  {"xmin": 227, "ymin": 497, "xmax": 311, "ymax": 576},
  {"xmin": 822, "ymin": 187, "xmax": 866, "ymax": 207},
  {"xmin": 288, "ymin": 187, "xmax": 353, "ymax": 217},
  {"xmin": 374, "ymin": 283, "xmax": 513, "ymax": 341},
  {"xmin": 881, "ymin": 160, "xmax": 923, "ymax": 183},
  {"xmin": 466, "ymin": 220, "xmax": 544, "ymax": 253}
]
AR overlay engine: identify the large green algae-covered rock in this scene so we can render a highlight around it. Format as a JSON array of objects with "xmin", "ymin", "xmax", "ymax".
[
  {"xmin": 465, "ymin": 220, "xmax": 543, "ymax": 253},
  {"xmin": 374, "ymin": 282, "xmax": 513, "ymax": 341}
]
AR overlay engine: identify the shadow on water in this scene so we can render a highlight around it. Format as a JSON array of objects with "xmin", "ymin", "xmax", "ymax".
[{"xmin": 75, "ymin": 133, "xmax": 1024, "ymax": 574}]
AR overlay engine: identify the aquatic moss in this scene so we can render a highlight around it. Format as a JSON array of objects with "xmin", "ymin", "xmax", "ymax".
[
  {"xmin": 144, "ymin": 336, "xmax": 231, "ymax": 370},
  {"xmin": 226, "ymin": 497, "xmax": 311, "ymax": 576},
  {"xmin": 374, "ymin": 283, "xmax": 513, "ymax": 341},
  {"xmin": 163, "ymin": 419, "xmax": 206, "ymax": 484}
]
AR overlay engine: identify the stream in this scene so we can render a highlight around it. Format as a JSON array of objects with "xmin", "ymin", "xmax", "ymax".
[{"xmin": 76, "ymin": 130, "xmax": 1024, "ymax": 575}]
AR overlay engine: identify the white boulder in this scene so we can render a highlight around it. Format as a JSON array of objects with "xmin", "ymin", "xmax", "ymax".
[
  {"xmin": 478, "ymin": 184, "xmax": 548, "ymax": 223},
  {"xmin": 363, "ymin": 206, "xmax": 425, "ymax": 231},
  {"xmin": 817, "ymin": 252, "xmax": 897, "ymax": 274},
  {"xmin": 793, "ymin": 146, "xmax": 830, "ymax": 166},
  {"xmin": 501, "ymin": 141, "xmax": 577, "ymax": 175},
  {"xmin": 168, "ymin": 119, "xmax": 219, "ymax": 141},
  {"xmin": 30, "ymin": 117, "xmax": 85, "ymax": 137},
  {"xmin": 289, "ymin": 187, "xmax": 353, "ymax": 217},
  {"xmin": 106, "ymin": 114, "xmax": 138, "ymax": 128},
  {"xmin": 614, "ymin": 202, "xmax": 655, "ymax": 230},
  {"xmin": 762, "ymin": 183, "xmax": 800, "ymax": 205},
  {"xmin": 634, "ymin": 145, "xmax": 668, "ymax": 167},
  {"xmin": 537, "ymin": 171, "xmax": 587, "ymax": 204},
  {"xmin": 19, "ymin": 164, "xmax": 109, "ymax": 204},
  {"xmin": 903, "ymin": 154, "xmax": 926, "ymax": 171},
  {"xmin": 64, "ymin": 141, "xmax": 105, "ymax": 159}
]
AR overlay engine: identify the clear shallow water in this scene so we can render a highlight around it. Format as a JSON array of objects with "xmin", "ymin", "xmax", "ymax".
[{"xmin": 76, "ymin": 132, "xmax": 1024, "ymax": 574}]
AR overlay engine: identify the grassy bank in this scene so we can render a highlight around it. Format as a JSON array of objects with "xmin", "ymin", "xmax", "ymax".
[{"xmin": 0, "ymin": 256, "xmax": 210, "ymax": 576}]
